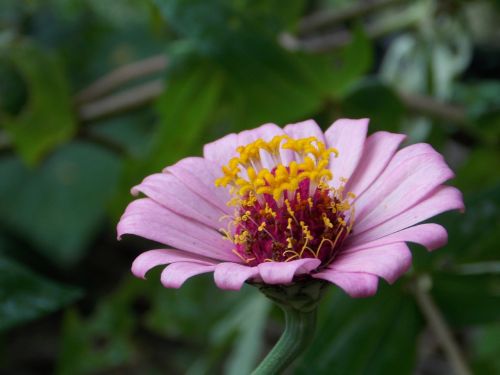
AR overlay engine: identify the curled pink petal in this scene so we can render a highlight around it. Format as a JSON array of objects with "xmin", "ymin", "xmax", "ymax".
[
  {"xmin": 132, "ymin": 249, "xmax": 217, "ymax": 279},
  {"xmin": 161, "ymin": 262, "xmax": 216, "ymax": 288},
  {"xmin": 313, "ymin": 270, "xmax": 379, "ymax": 298},
  {"xmin": 329, "ymin": 242, "xmax": 412, "ymax": 284},
  {"xmin": 354, "ymin": 147, "xmax": 455, "ymax": 233},
  {"xmin": 257, "ymin": 258, "xmax": 321, "ymax": 285},
  {"xmin": 345, "ymin": 223, "xmax": 448, "ymax": 252},
  {"xmin": 117, "ymin": 198, "xmax": 238, "ymax": 262},
  {"xmin": 166, "ymin": 157, "xmax": 231, "ymax": 214},
  {"xmin": 132, "ymin": 173, "xmax": 224, "ymax": 228},
  {"xmin": 355, "ymin": 143, "xmax": 444, "ymax": 214},
  {"xmin": 214, "ymin": 262, "xmax": 260, "ymax": 290},
  {"xmin": 350, "ymin": 186, "xmax": 464, "ymax": 244},
  {"xmin": 346, "ymin": 131, "xmax": 406, "ymax": 197},
  {"xmin": 325, "ymin": 118, "xmax": 369, "ymax": 188}
]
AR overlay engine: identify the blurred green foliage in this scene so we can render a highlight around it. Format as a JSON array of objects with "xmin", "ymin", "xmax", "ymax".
[{"xmin": 0, "ymin": 0, "xmax": 499, "ymax": 374}]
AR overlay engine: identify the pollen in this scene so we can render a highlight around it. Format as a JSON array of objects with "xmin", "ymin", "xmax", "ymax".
[{"xmin": 215, "ymin": 135, "xmax": 355, "ymax": 267}]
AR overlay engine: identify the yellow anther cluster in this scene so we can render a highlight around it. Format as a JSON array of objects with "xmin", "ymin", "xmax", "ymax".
[
  {"xmin": 299, "ymin": 221, "xmax": 314, "ymax": 241},
  {"xmin": 234, "ymin": 230, "xmax": 249, "ymax": 244},
  {"xmin": 215, "ymin": 135, "xmax": 338, "ymax": 202},
  {"xmin": 261, "ymin": 204, "xmax": 277, "ymax": 218},
  {"xmin": 322, "ymin": 213, "xmax": 334, "ymax": 229}
]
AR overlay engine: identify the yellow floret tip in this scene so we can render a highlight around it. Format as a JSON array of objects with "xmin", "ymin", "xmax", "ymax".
[{"xmin": 214, "ymin": 135, "xmax": 339, "ymax": 204}]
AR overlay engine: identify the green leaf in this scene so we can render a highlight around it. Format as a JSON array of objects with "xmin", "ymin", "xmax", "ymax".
[
  {"xmin": 470, "ymin": 323, "xmax": 500, "ymax": 375},
  {"xmin": 432, "ymin": 273, "xmax": 500, "ymax": 327},
  {"xmin": 153, "ymin": 0, "xmax": 323, "ymax": 130},
  {"xmin": 57, "ymin": 282, "xmax": 138, "ymax": 375},
  {"xmin": 441, "ymin": 184, "xmax": 500, "ymax": 264},
  {"xmin": 328, "ymin": 25, "xmax": 373, "ymax": 98},
  {"xmin": 219, "ymin": 34, "xmax": 324, "ymax": 129},
  {"xmin": 145, "ymin": 275, "xmax": 269, "ymax": 374},
  {"xmin": 214, "ymin": 293, "xmax": 271, "ymax": 375},
  {"xmin": 0, "ymin": 254, "xmax": 80, "ymax": 331},
  {"xmin": 154, "ymin": 0, "xmax": 305, "ymax": 50},
  {"xmin": 294, "ymin": 285, "xmax": 422, "ymax": 375},
  {"xmin": 0, "ymin": 142, "xmax": 121, "ymax": 267},
  {"xmin": 0, "ymin": 42, "xmax": 76, "ymax": 165},
  {"xmin": 453, "ymin": 81, "xmax": 500, "ymax": 143},
  {"xmin": 145, "ymin": 273, "xmax": 239, "ymax": 339},
  {"xmin": 342, "ymin": 78, "xmax": 405, "ymax": 132},
  {"xmin": 453, "ymin": 149, "xmax": 500, "ymax": 194}
]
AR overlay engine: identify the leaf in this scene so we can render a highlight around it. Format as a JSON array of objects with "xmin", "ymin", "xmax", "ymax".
[
  {"xmin": 145, "ymin": 273, "xmax": 240, "ymax": 339},
  {"xmin": 341, "ymin": 78, "xmax": 405, "ymax": 132},
  {"xmin": 0, "ymin": 141, "xmax": 122, "ymax": 267},
  {"xmin": 213, "ymin": 293, "xmax": 271, "ymax": 375},
  {"xmin": 145, "ymin": 275, "xmax": 269, "ymax": 374},
  {"xmin": 57, "ymin": 283, "xmax": 138, "ymax": 375},
  {"xmin": 441, "ymin": 183, "xmax": 500, "ymax": 264},
  {"xmin": 154, "ymin": 0, "xmax": 305, "ymax": 50},
  {"xmin": 154, "ymin": 0, "xmax": 323, "ymax": 130},
  {"xmin": 453, "ymin": 149, "xmax": 500, "ymax": 194},
  {"xmin": 294, "ymin": 285, "xmax": 422, "ymax": 375},
  {"xmin": 0, "ymin": 42, "xmax": 76, "ymax": 165},
  {"xmin": 0, "ymin": 254, "xmax": 80, "ymax": 331},
  {"xmin": 432, "ymin": 273, "xmax": 500, "ymax": 327},
  {"xmin": 328, "ymin": 25, "xmax": 373, "ymax": 98},
  {"xmin": 453, "ymin": 81, "xmax": 500, "ymax": 143},
  {"xmin": 470, "ymin": 323, "xmax": 500, "ymax": 375},
  {"xmin": 218, "ymin": 34, "xmax": 324, "ymax": 129}
]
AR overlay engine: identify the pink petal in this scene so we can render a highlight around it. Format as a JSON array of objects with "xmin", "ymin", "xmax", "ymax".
[
  {"xmin": 165, "ymin": 157, "xmax": 231, "ymax": 214},
  {"xmin": 132, "ymin": 173, "xmax": 224, "ymax": 228},
  {"xmin": 161, "ymin": 262, "xmax": 216, "ymax": 288},
  {"xmin": 345, "ymin": 131, "xmax": 406, "ymax": 197},
  {"xmin": 312, "ymin": 270, "xmax": 379, "ymax": 298},
  {"xmin": 203, "ymin": 132, "xmax": 239, "ymax": 168},
  {"xmin": 132, "ymin": 249, "xmax": 217, "ymax": 279},
  {"xmin": 354, "ymin": 143, "xmax": 439, "ymax": 212},
  {"xmin": 257, "ymin": 258, "xmax": 321, "ymax": 285},
  {"xmin": 329, "ymin": 242, "xmax": 412, "ymax": 283},
  {"xmin": 353, "ymin": 146, "xmax": 455, "ymax": 234},
  {"xmin": 351, "ymin": 185, "xmax": 464, "ymax": 244},
  {"xmin": 283, "ymin": 119, "xmax": 325, "ymax": 143},
  {"xmin": 117, "ymin": 198, "xmax": 239, "ymax": 262},
  {"xmin": 345, "ymin": 223, "xmax": 447, "ymax": 252},
  {"xmin": 214, "ymin": 262, "xmax": 260, "ymax": 290},
  {"xmin": 324, "ymin": 118, "xmax": 369, "ymax": 188}
]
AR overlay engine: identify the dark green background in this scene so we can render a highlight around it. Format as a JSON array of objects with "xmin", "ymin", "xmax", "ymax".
[{"xmin": 0, "ymin": 0, "xmax": 499, "ymax": 374}]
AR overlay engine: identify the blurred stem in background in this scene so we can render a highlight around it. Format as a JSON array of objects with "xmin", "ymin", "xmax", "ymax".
[{"xmin": 412, "ymin": 275, "xmax": 472, "ymax": 375}]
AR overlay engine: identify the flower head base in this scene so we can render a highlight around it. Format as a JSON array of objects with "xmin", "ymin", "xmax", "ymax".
[{"xmin": 215, "ymin": 135, "xmax": 355, "ymax": 267}]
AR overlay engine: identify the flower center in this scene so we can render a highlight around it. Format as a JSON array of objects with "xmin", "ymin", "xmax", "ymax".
[{"xmin": 215, "ymin": 135, "xmax": 355, "ymax": 267}]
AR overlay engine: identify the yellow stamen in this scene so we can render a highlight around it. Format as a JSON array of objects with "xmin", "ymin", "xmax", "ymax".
[{"xmin": 215, "ymin": 135, "xmax": 338, "ymax": 204}]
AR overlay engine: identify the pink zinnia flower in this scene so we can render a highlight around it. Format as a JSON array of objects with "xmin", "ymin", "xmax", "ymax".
[{"xmin": 117, "ymin": 119, "xmax": 464, "ymax": 297}]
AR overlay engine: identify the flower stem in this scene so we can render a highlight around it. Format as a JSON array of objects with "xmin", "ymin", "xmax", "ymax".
[{"xmin": 252, "ymin": 305, "xmax": 317, "ymax": 375}]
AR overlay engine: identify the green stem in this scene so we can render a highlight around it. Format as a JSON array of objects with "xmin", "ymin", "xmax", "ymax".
[{"xmin": 252, "ymin": 305, "xmax": 317, "ymax": 375}]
